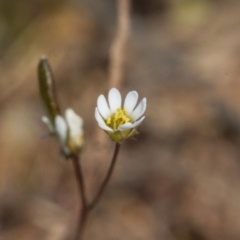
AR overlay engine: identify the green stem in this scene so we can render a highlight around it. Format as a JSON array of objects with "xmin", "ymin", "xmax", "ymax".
[
  {"xmin": 71, "ymin": 156, "xmax": 88, "ymax": 240},
  {"xmin": 71, "ymin": 143, "xmax": 121, "ymax": 239},
  {"xmin": 88, "ymin": 143, "xmax": 121, "ymax": 210}
]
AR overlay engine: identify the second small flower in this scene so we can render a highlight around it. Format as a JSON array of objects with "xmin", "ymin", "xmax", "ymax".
[{"xmin": 42, "ymin": 108, "xmax": 84, "ymax": 158}]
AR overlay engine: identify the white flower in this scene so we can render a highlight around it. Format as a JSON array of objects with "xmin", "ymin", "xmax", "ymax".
[
  {"xmin": 95, "ymin": 88, "xmax": 146, "ymax": 142},
  {"xmin": 42, "ymin": 108, "xmax": 84, "ymax": 157}
]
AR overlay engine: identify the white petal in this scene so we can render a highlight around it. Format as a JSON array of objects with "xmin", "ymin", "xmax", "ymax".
[
  {"xmin": 65, "ymin": 108, "xmax": 83, "ymax": 138},
  {"xmin": 131, "ymin": 116, "xmax": 145, "ymax": 128},
  {"xmin": 97, "ymin": 95, "xmax": 111, "ymax": 119},
  {"xmin": 95, "ymin": 108, "xmax": 105, "ymax": 124},
  {"xmin": 55, "ymin": 115, "xmax": 68, "ymax": 143},
  {"xmin": 108, "ymin": 88, "xmax": 122, "ymax": 113},
  {"xmin": 42, "ymin": 116, "xmax": 54, "ymax": 133},
  {"xmin": 118, "ymin": 116, "xmax": 145, "ymax": 131},
  {"xmin": 42, "ymin": 116, "xmax": 49, "ymax": 124},
  {"xmin": 98, "ymin": 122, "xmax": 114, "ymax": 132},
  {"xmin": 130, "ymin": 98, "xmax": 147, "ymax": 120},
  {"xmin": 124, "ymin": 91, "xmax": 138, "ymax": 113},
  {"xmin": 118, "ymin": 122, "xmax": 134, "ymax": 131}
]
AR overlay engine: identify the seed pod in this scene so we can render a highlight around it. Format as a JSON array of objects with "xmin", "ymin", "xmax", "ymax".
[{"xmin": 38, "ymin": 56, "xmax": 61, "ymax": 125}]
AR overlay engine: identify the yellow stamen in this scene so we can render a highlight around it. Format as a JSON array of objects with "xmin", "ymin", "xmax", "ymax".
[
  {"xmin": 106, "ymin": 118, "xmax": 111, "ymax": 124},
  {"xmin": 105, "ymin": 108, "xmax": 131, "ymax": 130}
]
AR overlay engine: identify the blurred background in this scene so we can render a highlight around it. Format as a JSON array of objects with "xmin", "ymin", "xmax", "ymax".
[{"xmin": 1, "ymin": 0, "xmax": 240, "ymax": 239}]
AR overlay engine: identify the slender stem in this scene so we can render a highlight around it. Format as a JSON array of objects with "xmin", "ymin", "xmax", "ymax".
[
  {"xmin": 71, "ymin": 143, "xmax": 121, "ymax": 239},
  {"xmin": 88, "ymin": 143, "xmax": 121, "ymax": 210},
  {"xmin": 71, "ymin": 155, "xmax": 88, "ymax": 240}
]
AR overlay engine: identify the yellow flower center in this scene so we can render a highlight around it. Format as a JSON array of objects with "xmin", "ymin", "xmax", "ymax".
[{"xmin": 106, "ymin": 108, "xmax": 131, "ymax": 130}]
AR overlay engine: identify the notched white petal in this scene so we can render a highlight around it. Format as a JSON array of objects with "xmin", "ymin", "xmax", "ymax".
[
  {"xmin": 55, "ymin": 115, "xmax": 68, "ymax": 143},
  {"xmin": 131, "ymin": 116, "xmax": 145, "ymax": 128},
  {"xmin": 42, "ymin": 116, "xmax": 54, "ymax": 133},
  {"xmin": 65, "ymin": 108, "xmax": 83, "ymax": 138},
  {"xmin": 108, "ymin": 88, "xmax": 122, "ymax": 113},
  {"xmin": 97, "ymin": 95, "xmax": 111, "ymax": 119},
  {"xmin": 118, "ymin": 122, "xmax": 134, "ymax": 131},
  {"xmin": 95, "ymin": 108, "xmax": 105, "ymax": 124},
  {"xmin": 98, "ymin": 122, "xmax": 114, "ymax": 132},
  {"xmin": 124, "ymin": 91, "xmax": 138, "ymax": 113},
  {"xmin": 130, "ymin": 98, "xmax": 147, "ymax": 120}
]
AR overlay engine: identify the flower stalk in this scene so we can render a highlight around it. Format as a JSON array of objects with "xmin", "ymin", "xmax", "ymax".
[
  {"xmin": 88, "ymin": 143, "xmax": 121, "ymax": 210},
  {"xmin": 71, "ymin": 143, "xmax": 121, "ymax": 239},
  {"xmin": 70, "ymin": 155, "xmax": 88, "ymax": 240}
]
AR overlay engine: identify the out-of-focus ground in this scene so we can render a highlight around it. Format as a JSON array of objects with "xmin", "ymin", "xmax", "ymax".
[{"xmin": 1, "ymin": 0, "xmax": 240, "ymax": 239}]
